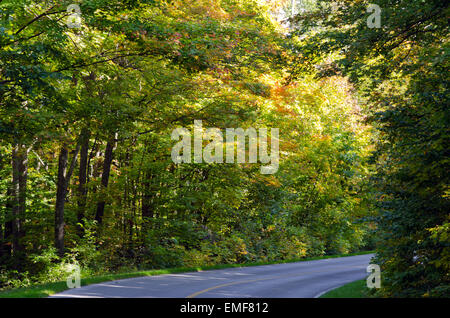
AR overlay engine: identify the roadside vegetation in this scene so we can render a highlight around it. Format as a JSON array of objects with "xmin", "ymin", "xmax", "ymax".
[{"xmin": 319, "ymin": 279, "xmax": 369, "ymax": 298}]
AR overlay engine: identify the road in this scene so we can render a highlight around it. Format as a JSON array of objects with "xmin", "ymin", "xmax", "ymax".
[{"xmin": 51, "ymin": 254, "xmax": 374, "ymax": 298}]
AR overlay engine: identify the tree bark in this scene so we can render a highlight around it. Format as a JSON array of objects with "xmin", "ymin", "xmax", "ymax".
[
  {"xmin": 141, "ymin": 170, "xmax": 154, "ymax": 219},
  {"xmin": 55, "ymin": 146, "xmax": 68, "ymax": 256},
  {"xmin": 95, "ymin": 136, "xmax": 116, "ymax": 226},
  {"xmin": 10, "ymin": 144, "xmax": 29, "ymax": 255},
  {"xmin": 77, "ymin": 128, "xmax": 90, "ymax": 237},
  {"xmin": 55, "ymin": 141, "xmax": 81, "ymax": 256}
]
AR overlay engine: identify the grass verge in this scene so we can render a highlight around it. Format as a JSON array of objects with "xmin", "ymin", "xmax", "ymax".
[
  {"xmin": 319, "ymin": 279, "xmax": 369, "ymax": 298},
  {"xmin": 0, "ymin": 250, "xmax": 374, "ymax": 298}
]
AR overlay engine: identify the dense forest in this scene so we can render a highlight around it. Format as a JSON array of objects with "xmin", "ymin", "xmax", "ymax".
[{"xmin": 0, "ymin": 0, "xmax": 448, "ymax": 297}]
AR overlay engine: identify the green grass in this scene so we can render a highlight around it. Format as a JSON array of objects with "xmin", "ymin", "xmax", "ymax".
[
  {"xmin": 319, "ymin": 279, "xmax": 369, "ymax": 298},
  {"xmin": 0, "ymin": 250, "xmax": 374, "ymax": 298}
]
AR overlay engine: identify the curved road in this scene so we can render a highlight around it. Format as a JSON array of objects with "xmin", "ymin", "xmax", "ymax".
[{"xmin": 51, "ymin": 254, "xmax": 374, "ymax": 298}]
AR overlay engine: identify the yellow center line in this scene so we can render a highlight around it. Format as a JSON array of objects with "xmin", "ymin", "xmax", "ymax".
[{"xmin": 186, "ymin": 265, "xmax": 365, "ymax": 298}]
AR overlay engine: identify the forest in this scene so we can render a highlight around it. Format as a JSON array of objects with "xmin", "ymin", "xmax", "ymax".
[{"xmin": 0, "ymin": 0, "xmax": 448, "ymax": 298}]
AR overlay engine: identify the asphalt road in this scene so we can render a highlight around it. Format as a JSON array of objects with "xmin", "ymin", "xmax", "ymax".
[{"xmin": 51, "ymin": 254, "xmax": 374, "ymax": 298}]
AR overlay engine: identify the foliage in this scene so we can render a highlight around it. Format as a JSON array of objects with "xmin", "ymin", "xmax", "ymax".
[
  {"xmin": 292, "ymin": 0, "xmax": 449, "ymax": 297},
  {"xmin": 0, "ymin": 0, "xmax": 376, "ymax": 291}
]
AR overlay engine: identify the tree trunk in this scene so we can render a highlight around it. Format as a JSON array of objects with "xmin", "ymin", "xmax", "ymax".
[
  {"xmin": 55, "ymin": 146, "xmax": 68, "ymax": 256},
  {"xmin": 141, "ymin": 170, "xmax": 154, "ymax": 219},
  {"xmin": 95, "ymin": 136, "xmax": 116, "ymax": 226},
  {"xmin": 55, "ymin": 141, "xmax": 81, "ymax": 256},
  {"xmin": 77, "ymin": 128, "xmax": 90, "ymax": 237},
  {"xmin": 10, "ymin": 144, "xmax": 28, "ymax": 255}
]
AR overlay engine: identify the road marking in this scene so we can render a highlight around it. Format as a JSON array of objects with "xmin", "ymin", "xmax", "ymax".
[{"xmin": 186, "ymin": 265, "xmax": 366, "ymax": 298}]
